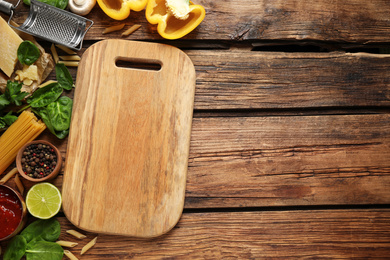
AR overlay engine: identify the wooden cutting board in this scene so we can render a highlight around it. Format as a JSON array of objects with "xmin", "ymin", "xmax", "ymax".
[{"xmin": 62, "ymin": 40, "xmax": 196, "ymax": 238}]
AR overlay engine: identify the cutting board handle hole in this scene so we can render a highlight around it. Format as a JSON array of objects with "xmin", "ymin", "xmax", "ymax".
[{"xmin": 115, "ymin": 57, "xmax": 162, "ymax": 71}]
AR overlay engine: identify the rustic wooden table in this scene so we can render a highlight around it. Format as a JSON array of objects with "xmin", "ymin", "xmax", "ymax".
[{"xmin": 2, "ymin": 0, "xmax": 390, "ymax": 258}]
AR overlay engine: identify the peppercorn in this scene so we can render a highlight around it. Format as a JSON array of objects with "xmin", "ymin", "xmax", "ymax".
[{"xmin": 21, "ymin": 143, "xmax": 58, "ymax": 179}]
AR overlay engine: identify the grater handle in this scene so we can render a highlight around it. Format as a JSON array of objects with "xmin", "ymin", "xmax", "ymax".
[{"xmin": 0, "ymin": 0, "xmax": 13, "ymax": 15}]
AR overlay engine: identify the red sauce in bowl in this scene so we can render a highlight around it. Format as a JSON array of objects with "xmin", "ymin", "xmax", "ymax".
[{"xmin": 0, "ymin": 185, "xmax": 23, "ymax": 240}]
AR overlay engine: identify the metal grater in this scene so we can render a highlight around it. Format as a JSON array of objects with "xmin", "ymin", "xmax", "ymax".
[{"xmin": 0, "ymin": 0, "xmax": 93, "ymax": 50}]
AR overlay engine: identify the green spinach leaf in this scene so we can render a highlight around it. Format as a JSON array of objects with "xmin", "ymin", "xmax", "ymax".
[
  {"xmin": 34, "ymin": 107, "xmax": 69, "ymax": 139},
  {"xmin": 47, "ymin": 96, "xmax": 73, "ymax": 131},
  {"xmin": 55, "ymin": 61, "xmax": 74, "ymax": 91},
  {"xmin": 23, "ymin": 0, "xmax": 68, "ymax": 9},
  {"xmin": 25, "ymin": 241, "xmax": 63, "ymax": 260},
  {"xmin": 20, "ymin": 219, "xmax": 61, "ymax": 244},
  {"xmin": 3, "ymin": 235, "xmax": 27, "ymax": 260},
  {"xmin": 17, "ymin": 41, "xmax": 40, "ymax": 66},
  {"xmin": 26, "ymin": 82, "xmax": 63, "ymax": 108},
  {"xmin": 5, "ymin": 80, "xmax": 28, "ymax": 106}
]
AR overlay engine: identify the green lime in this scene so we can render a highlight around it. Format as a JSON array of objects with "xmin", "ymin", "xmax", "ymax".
[{"xmin": 26, "ymin": 182, "xmax": 62, "ymax": 219}]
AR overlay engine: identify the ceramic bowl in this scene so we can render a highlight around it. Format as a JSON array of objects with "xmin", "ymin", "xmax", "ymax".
[
  {"xmin": 0, "ymin": 184, "xmax": 28, "ymax": 241},
  {"xmin": 16, "ymin": 140, "xmax": 62, "ymax": 182}
]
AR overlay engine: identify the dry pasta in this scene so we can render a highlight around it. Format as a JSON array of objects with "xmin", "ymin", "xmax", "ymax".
[
  {"xmin": 66, "ymin": 230, "xmax": 86, "ymax": 239},
  {"xmin": 56, "ymin": 240, "xmax": 78, "ymax": 247},
  {"xmin": 102, "ymin": 24, "xmax": 125, "ymax": 34},
  {"xmin": 0, "ymin": 111, "xmax": 46, "ymax": 175},
  {"xmin": 38, "ymin": 80, "xmax": 57, "ymax": 89},
  {"xmin": 80, "ymin": 236, "xmax": 97, "ymax": 255},
  {"xmin": 51, "ymin": 44, "xmax": 59, "ymax": 63},
  {"xmin": 55, "ymin": 44, "xmax": 77, "ymax": 55},
  {"xmin": 0, "ymin": 168, "xmax": 18, "ymax": 184},
  {"xmin": 64, "ymin": 250, "xmax": 79, "ymax": 260},
  {"xmin": 59, "ymin": 55, "xmax": 81, "ymax": 61},
  {"xmin": 121, "ymin": 24, "xmax": 141, "ymax": 37},
  {"xmin": 58, "ymin": 61, "xmax": 79, "ymax": 67},
  {"xmin": 14, "ymin": 174, "xmax": 24, "ymax": 195}
]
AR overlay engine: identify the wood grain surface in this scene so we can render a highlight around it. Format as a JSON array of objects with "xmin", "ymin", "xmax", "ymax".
[
  {"xmin": 8, "ymin": 0, "xmax": 390, "ymax": 42},
  {"xmin": 1, "ymin": 0, "xmax": 390, "ymax": 258},
  {"xmin": 13, "ymin": 113, "xmax": 389, "ymax": 209},
  {"xmin": 62, "ymin": 40, "xmax": 196, "ymax": 237},
  {"xmin": 51, "ymin": 210, "xmax": 390, "ymax": 259}
]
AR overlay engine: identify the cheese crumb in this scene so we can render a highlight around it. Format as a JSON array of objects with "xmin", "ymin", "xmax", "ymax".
[{"xmin": 15, "ymin": 65, "xmax": 39, "ymax": 86}]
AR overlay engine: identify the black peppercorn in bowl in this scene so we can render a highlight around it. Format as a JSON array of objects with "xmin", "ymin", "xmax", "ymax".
[{"xmin": 16, "ymin": 140, "xmax": 62, "ymax": 182}]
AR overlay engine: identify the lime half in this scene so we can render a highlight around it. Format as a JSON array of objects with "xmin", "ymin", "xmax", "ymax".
[{"xmin": 26, "ymin": 182, "xmax": 62, "ymax": 219}]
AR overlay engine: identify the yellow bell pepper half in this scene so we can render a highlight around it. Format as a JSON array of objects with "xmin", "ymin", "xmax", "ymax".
[
  {"xmin": 145, "ymin": 0, "xmax": 206, "ymax": 40},
  {"xmin": 97, "ymin": 0, "xmax": 148, "ymax": 20}
]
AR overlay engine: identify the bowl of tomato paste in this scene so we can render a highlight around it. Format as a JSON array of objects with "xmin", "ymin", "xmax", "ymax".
[{"xmin": 0, "ymin": 185, "xmax": 27, "ymax": 241}]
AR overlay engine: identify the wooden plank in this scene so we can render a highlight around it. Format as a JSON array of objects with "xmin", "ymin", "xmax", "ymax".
[
  {"xmin": 186, "ymin": 114, "xmax": 390, "ymax": 208},
  {"xmin": 188, "ymin": 50, "xmax": 390, "ymax": 109},
  {"xmin": 6, "ymin": 0, "xmax": 390, "ymax": 42},
  {"xmin": 5, "ymin": 113, "xmax": 389, "ymax": 208},
  {"xmin": 17, "ymin": 210, "xmax": 388, "ymax": 259},
  {"xmin": 62, "ymin": 50, "xmax": 390, "ymax": 110},
  {"xmin": 82, "ymin": 0, "xmax": 390, "ymax": 42}
]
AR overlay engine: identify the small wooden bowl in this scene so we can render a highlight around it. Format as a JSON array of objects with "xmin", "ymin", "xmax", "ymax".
[
  {"xmin": 16, "ymin": 140, "xmax": 62, "ymax": 182},
  {"xmin": 0, "ymin": 185, "xmax": 28, "ymax": 241}
]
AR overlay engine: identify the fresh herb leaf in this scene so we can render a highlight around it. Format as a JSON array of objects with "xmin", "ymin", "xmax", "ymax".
[
  {"xmin": 25, "ymin": 241, "xmax": 63, "ymax": 260},
  {"xmin": 55, "ymin": 63, "xmax": 73, "ymax": 90},
  {"xmin": 17, "ymin": 41, "xmax": 40, "ymax": 66},
  {"xmin": 26, "ymin": 82, "xmax": 63, "ymax": 108},
  {"xmin": 0, "ymin": 111, "xmax": 18, "ymax": 126},
  {"xmin": 3, "ymin": 235, "xmax": 27, "ymax": 260},
  {"xmin": 46, "ymin": 96, "xmax": 73, "ymax": 131},
  {"xmin": 21, "ymin": 219, "xmax": 61, "ymax": 244},
  {"xmin": 0, "ymin": 94, "xmax": 10, "ymax": 110},
  {"xmin": 34, "ymin": 107, "xmax": 69, "ymax": 139},
  {"xmin": 22, "ymin": 0, "xmax": 68, "ymax": 9},
  {"xmin": 5, "ymin": 80, "xmax": 28, "ymax": 106}
]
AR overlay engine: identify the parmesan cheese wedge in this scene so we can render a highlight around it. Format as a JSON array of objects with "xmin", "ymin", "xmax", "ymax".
[{"xmin": 0, "ymin": 16, "xmax": 23, "ymax": 77}]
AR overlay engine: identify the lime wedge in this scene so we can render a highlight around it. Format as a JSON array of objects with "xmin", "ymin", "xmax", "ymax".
[{"xmin": 26, "ymin": 182, "xmax": 62, "ymax": 219}]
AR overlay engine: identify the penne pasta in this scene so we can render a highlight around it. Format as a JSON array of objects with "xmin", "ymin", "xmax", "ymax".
[
  {"xmin": 102, "ymin": 23, "xmax": 125, "ymax": 34},
  {"xmin": 38, "ymin": 80, "xmax": 57, "ymax": 89},
  {"xmin": 121, "ymin": 24, "xmax": 141, "ymax": 37},
  {"xmin": 51, "ymin": 44, "xmax": 59, "ymax": 63},
  {"xmin": 80, "ymin": 236, "xmax": 97, "ymax": 255},
  {"xmin": 14, "ymin": 174, "xmax": 24, "ymax": 195},
  {"xmin": 59, "ymin": 55, "xmax": 81, "ymax": 61},
  {"xmin": 58, "ymin": 61, "xmax": 79, "ymax": 67},
  {"xmin": 0, "ymin": 168, "xmax": 18, "ymax": 184},
  {"xmin": 64, "ymin": 250, "xmax": 79, "ymax": 260},
  {"xmin": 56, "ymin": 240, "xmax": 78, "ymax": 247},
  {"xmin": 66, "ymin": 230, "xmax": 86, "ymax": 239},
  {"xmin": 55, "ymin": 44, "xmax": 77, "ymax": 55}
]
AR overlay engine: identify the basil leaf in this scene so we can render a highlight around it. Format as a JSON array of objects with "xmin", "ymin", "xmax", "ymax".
[
  {"xmin": 47, "ymin": 96, "xmax": 73, "ymax": 131},
  {"xmin": 3, "ymin": 235, "xmax": 27, "ymax": 260},
  {"xmin": 21, "ymin": 219, "xmax": 61, "ymax": 244},
  {"xmin": 25, "ymin": 241, "xmax": 63, "ymax": 260},
  {"xmin": 27, "ymin": 82, "xmax": 63, "ymax": 108},
  {"xmin": 55, "ymin": 63, "xmax": 73, "ymax": 90},
  {"xmin": 17, "ymin": 41, "xmax": 40, "ymax": 65},
  {"xmin": 5, "ymin": 80, "xmax": 28, "ymax": 106}
]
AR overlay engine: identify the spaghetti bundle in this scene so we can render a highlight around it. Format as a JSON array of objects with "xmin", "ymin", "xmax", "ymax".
[{"xmin": 0, "ymin": 111, "xmax": 46, "ymax": 174}]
